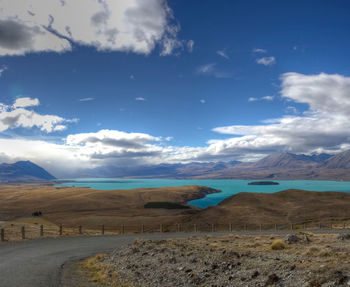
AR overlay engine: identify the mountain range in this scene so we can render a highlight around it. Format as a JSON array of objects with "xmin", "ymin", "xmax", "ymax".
[
  {"xmin": 71, "ymin": 149, "xmax": 350, "ymax": 180},
  {"xmin": 4, "ymin": 149, "xmax": 350, "ymax": 182}
]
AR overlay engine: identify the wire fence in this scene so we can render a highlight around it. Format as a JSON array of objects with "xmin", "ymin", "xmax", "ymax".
[{"xmin": 1, "ymin": 218, "xmax": 350, "ymax": 242}]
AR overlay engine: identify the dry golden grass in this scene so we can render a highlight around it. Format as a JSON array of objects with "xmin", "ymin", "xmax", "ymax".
[
  {"xmin": 270, "ymin": 239, "xmax": 285, "ymax": 250},
  {"xmin": 0, "ymin": 184, "xmax": 216, "ymax": 233},
  {"xmin": 188, "ymin": 189, "xmax": 350, "ymax": 228},
  {"xmin": 80, "ymin": 254, "xmax": 137, "ymax": 287}
]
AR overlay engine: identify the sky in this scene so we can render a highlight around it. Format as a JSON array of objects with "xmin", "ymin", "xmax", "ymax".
[{"xmin": 0, "ymin": 0, "xmax": 350, "ymax": 177}]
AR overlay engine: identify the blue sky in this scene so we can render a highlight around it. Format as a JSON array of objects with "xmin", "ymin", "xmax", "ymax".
[{"xmin": 0, "ymin": 0, "xmax": 350, "ymax": 176}]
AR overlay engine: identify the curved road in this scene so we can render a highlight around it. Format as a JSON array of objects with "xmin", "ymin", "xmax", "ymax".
[{"xmin": 1, "ymin": 230, "xmax": 349, "ymax": 287}]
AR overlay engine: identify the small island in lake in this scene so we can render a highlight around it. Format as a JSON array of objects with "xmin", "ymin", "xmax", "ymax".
[{"xmin": 248, "ymin": 181, "xmax": 279, "ymax": 185}]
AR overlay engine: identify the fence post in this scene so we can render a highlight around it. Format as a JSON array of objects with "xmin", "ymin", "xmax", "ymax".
[
  {"xmin": 21, "ymin": 226, "xmax": 25, "ymax": 240},
  {"xmin": 40, "ymin": 225, "xmax": 44, "ymax": 237},
  {"xmin": 211, "ymin": 224, "xmax": 215, "ymax": 232},
  {"xmin": 177, "ymin": 223, "xmax": 181, "ymax": 233},
  {"xmin": 274, "ymin": 224, "xmax": 277, "ymax": 231},
  {"xmin": 141, "ymin": 224, "xmax": 144, "ymax": 234},
  {"xmin": 319, "ymin": 223, "xmax": 322, "ymax": 229},
  {"xmin": 101, "ymin": 225, "xmax": 104, "ymax": 235},
  {"xmin": 59, "ymin": 225, "xmax": 63, "ymax": 236},
  {"xmin": 290, "ymin": 224, "xmax": 293, "ymax": 230},
  {"xmin": 79, "ymin": 225, "xmax": 82, "ymax": 235},
  {"xmin": 1, "ymin": 228, "xmax": 4, "ymax": 242},
  {"xmin": 160, "ymin": 224, "xmax": 163, "ymax": 233},
  {"xmin": 229, "ymin": 223, "xmax": 232, "ymax": 232},
  {"xmin": 259, "ymin": 224, "xmax": 262, "ymax": 232},
  {"xmin": 121, "ymin": 224, "xmax": 125, "ymax": 234},
  {"xmin": 194, "ymin": 224, "xmax": 197, "ymax": 232}
]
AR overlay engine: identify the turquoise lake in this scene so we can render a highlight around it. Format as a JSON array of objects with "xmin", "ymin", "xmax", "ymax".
[{"xmin": 56, "ymin": 178, "xmax": 350, "ymax": 209}]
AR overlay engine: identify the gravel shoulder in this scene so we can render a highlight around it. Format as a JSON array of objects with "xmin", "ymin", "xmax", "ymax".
[{"xmin": 85, "ymin": 232, "xmax": 350, "ymax": 287}]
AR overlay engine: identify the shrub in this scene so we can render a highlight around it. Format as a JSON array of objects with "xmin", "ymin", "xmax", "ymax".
[
  {"xmin": 270, "ymin": 239, "xmax": 285, "ymax": 250},
  {"xmin": 32, "ymin": 211, "xmax": 42, "ymax": 217},
  {"xmin": 144, "ymin": 202, "xmax": 190, "ymax": 209}
]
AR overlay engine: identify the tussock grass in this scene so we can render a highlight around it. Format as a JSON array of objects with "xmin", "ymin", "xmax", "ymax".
[{"xmin": 270, "ymin": 239, "xmax": 285, "ymax": 250}]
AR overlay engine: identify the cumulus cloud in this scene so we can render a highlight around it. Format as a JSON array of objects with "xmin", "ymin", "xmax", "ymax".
[
  {"xmin": 256, "ymin": 56, "xmax": 276, "ymax": 66},
  {"xmin": 0, "ymin": 0, "xmax": 184, "ymax": 56},
  {"xmin": 200, "ymin": 99, "xmax": 206, "ymax": 104},
  {"xmin": 13, "ymin": 97, "xmax": 39, "ymax": 108},
  {"xmin": 66, "ymin": 129, "xmax": 160, "ymax": 148},
  {"xmin": 213, "ymin": 72, "xmax": 350, "ymax": 155},
  {"xmin": 135, "ymin": 97, "xmax": 146, "ymax": 101},
  {"xmin": 0, "ymin": 97, "xmax": 73, "ymax": 132},
  {"xmin": 0, "ymin": 129, "xmax": 167, "ymax": 176}
]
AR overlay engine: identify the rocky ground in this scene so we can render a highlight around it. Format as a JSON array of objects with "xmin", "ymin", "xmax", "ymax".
[{"xmin": 82, "ymin": 232, "xmax": 350, "ymax": 287}]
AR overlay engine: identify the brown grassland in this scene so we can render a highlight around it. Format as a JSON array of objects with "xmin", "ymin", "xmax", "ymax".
[{"xmin": 1, "ymin": 184, "xmax": 350, "ymax": 242}]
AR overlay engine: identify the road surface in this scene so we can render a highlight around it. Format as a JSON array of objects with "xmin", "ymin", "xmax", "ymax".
[{"xmin": 1, "ymin": 230, "xmax": 349, "ymax": 287}]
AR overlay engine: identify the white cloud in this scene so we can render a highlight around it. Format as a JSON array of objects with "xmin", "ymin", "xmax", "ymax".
[
  {"xmin": 67, "ymin": 129, "xmax": 159, "ymax": 145},
  {"xmin": 0, "ymin": 97, "xmax": 73, "ymax": 132},
  {"xmin": 135, "ymin": 97, "xmax": 146, "ymax": 101},
  {"xmin": 79, "ymin": 97, "xmax": 95, "ymax": 102},
  {"xmin": 200, "ymin": 99, "xmax": 206, "ymax": 104},
  {"xmin": 248, "ymin": 96, "xmax": 274, "ymax": 102},
  {"xmin": 13, "ymin": 97, "xmax": 40, "ymax": 108},
  {"xmin": 216, "ymin": 49, "xmax": 229, "ymax": 59},
  {"xmin": 187, "ymin": 40, "xmax": 194, "ymax": 53},
  {"xmin": 256, "ymin": 56, "xmax": 276, "ymax": 66},
  {"xmin": 0, "ymin": 65, "xmax": 8, "ymax": 76},
  {"xmin": 0, "ymin": 0, "xmax": 183, "ymax": 56},
  {"xmin": 253, "ymin": 48, "xmax": 267, "ymax": 53},
  {"xmin": 196, "ymin": 63, "xmax": 230, "ymax": 78},
  {"xmin": 261, "ymin": 96, "xmax": 274, "ymax": 101},
  {"xmin": 213, "ymin": 72, "xmax": 350, "ymax": 156}
]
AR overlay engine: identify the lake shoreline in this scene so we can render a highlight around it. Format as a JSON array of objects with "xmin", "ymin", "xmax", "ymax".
[{"xmin": 55, "ymin": 178, "xmax": 350, "ymax": 209}]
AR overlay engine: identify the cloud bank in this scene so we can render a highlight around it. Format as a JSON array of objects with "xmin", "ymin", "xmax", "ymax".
[{"xmin": 213, "ymin": 72, "xmax": 350, "ymax": 155}]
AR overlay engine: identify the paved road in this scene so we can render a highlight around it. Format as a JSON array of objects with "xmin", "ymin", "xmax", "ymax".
[{"xmin": 1, "ymin": 230, "xmax": 349, "ymax": 287}]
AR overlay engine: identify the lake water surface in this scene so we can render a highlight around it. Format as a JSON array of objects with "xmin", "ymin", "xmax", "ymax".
[{"xmin": 56, "ymin": 178, "xmax": 350, "ymax": 209}]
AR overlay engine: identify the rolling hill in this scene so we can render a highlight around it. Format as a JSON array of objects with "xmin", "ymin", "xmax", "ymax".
[{"xmin": 187, "ymin": 189, "xmax": 350, "ymax": 226}]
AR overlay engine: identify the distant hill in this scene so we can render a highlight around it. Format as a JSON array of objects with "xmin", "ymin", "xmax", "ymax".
[{"xmin": 0, "ymin": 161, "xmax": 56, "ymax": 182}]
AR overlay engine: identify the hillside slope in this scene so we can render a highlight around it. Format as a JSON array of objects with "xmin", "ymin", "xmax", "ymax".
[{"xmin": 187, "ymin": 189, "xmax": 350, "ymax": 226}]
